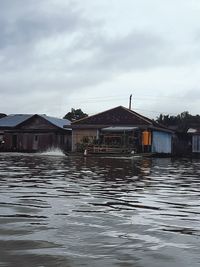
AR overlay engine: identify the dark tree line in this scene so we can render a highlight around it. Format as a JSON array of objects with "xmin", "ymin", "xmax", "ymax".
[{"xmin": 156, "ymin": 111, "xmax": 200, "ymax": 131}]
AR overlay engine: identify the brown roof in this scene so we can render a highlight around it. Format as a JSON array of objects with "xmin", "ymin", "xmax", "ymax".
[{"xmin": 72, "ymin": 106, "xmax": 169, "ymax": 131}]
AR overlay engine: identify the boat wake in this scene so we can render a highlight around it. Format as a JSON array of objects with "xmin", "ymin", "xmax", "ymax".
[{"xmin": 40, "ymin": 147, "xmax": 66, "ymax": 157}]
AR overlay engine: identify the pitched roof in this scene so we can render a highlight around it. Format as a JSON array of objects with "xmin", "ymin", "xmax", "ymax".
[
  {"xmin": 0, "ymin": 114, "xmax": 33, "ymax": 128},
  {"xmin": 0, "ymin": 114, "xmax": 71, "ymax": 130},
  {"xmin": 40, "ymin": 115, "xmax": 71, "ymax": 130},
  {"xmin": 72, "ymin": 106, "xmax": 153, "ymax": 126},
  {"xmin": 71, "ymin": 106, "xmax": 172, "ymax": 132}
]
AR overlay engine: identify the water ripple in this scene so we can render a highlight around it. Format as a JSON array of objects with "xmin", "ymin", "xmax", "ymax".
[{"xmin": 0, "ymin": 153, "xmax": 200, "ymax": 267}]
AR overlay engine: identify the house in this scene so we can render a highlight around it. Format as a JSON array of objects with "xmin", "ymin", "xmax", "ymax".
[
  {"xmin": 187, "ymin": 128, "xmax": 200, "ymax": 155},
  {"xmin": 172, "ymin": 131, "xmax": 191, "ymax": 157},
  {"xmin": 0, "ymin": 114, "xmax": 71, "ymax": 152},
  {"xmin": 71, "ymin": 106, "xmax": 173, "ymax": 155}
]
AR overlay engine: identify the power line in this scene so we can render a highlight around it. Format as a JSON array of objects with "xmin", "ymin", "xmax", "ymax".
[
  {"xmin": 133, "ymin": 108, "xmax": 176, "ymax": 116},
  {"xmin": 69, "ymin": 94, "xmax": 187, "ymax": 104},
  {"xmin": 64, "ymin": 94, "xmax": 190, "ymax": 117}
]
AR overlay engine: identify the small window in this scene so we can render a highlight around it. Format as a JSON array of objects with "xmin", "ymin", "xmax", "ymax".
[{"xmin": 34, "ymin": 135, "xmax": 38, "ymax": 141}]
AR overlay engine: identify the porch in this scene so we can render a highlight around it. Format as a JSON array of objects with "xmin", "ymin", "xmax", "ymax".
[{"xmin": 87, "ymin": 126, "xmax": 142, "ymax": 154}]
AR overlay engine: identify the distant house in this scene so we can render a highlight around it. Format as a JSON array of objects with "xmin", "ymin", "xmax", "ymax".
[
  {"xmin": 172, "ymin": 131, "xmax": 191, "ymax": 157},
  {"xmin": 187, "ymin": 128, "xmax": 200, "ymax": 154},
  {"xmin": 71, "ymin": 106, "xmax": 173, "ymax": 155},
  {"xmin": 0, "ymin": 114, "xmax": 71, "ymax": 152}
]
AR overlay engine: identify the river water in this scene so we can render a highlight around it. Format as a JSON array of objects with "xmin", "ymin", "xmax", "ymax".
[{"xmin": 0, "ymin": 153, "xmax": 199, "ymax": 267}]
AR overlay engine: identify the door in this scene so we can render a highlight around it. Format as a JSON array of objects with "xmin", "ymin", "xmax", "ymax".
[
  {"xmin": 32, "ymin": 135, "xmax": 39, "ymax": 151},
  {"xmin": 12, "ymin": 135, "xmax": 18, "ymax": 150}
]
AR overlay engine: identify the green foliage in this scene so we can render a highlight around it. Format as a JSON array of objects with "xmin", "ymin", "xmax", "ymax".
[
  {"xmin": 76, "ymin": 136, "xmax": 98, "ymax": 152},
  {"xmin": 63, "ymin": 108, "xmax": 88, "ymax": 122},
  {"xmin": 156, "ymin": 111, "xmax": 200, "ymax": 131},
  {"xmin": 81, "ymin": 136, "xmax": 90, "ymax": 144},
  {"xmin": 76, "ymin": 142, "xmax": 88, "ymax": 153},
  {"xmin": 76, "ymin": 136, "xmax": 90, "ymax": 152}
]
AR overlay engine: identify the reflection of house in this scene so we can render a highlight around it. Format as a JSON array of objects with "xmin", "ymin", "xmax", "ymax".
[
  {"xmin": 0, "ymin": 114, "xmax": 71, "ymax": 152},
  {"xmin": 71, "ymin": 106, "xmax": 173, "ymax": 154}
]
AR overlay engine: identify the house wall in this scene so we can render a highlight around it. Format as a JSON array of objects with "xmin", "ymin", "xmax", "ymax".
[
  {"xmin": 152, "ymin": 131, "xmax": 172, "ymax": 154},
  {"xmin": 72, "ymin": 129, "xmax": 98, "ymax": 151},
  {"xmin": 20, "ymin": 116, "xmax": 56, "ymax": 130},
  {"xmin": 0, "ymin": 115, "xmax": 72, "ymax": 152},
  {"xmin": 192, "ymin": 135, "xmax": 200, "ymax": 153},
  {"xmin": 172, "ymin": 133, "xmax": 191, "ymax": 156},
  {"xmin": 3, "ymin": 132, "xmax": 71, "ymax": 152}
]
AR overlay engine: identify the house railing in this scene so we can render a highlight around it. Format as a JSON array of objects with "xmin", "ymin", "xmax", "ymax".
[{"xmin": 87, "ymin": 145, "xmax": 132, "ymax": 154}]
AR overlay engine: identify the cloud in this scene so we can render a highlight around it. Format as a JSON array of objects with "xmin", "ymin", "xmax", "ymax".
[
  {"xmin": 87, "ymin": 31, "xmax": 166, "ymax": 72},
  {"xmin": 184, "ymin": 89, "xmax": 200, "ymax": 102},
  {"xmin": 0, "ymin": 1, "xmax": 89, "ymax": 62},
  {"xmin": 0, "ymin": 1, "xmax": 99, "ymax": 97},
  {"xmin": 0, "ymin": 0, "xmax": 199, "ymax": 117},
  {"xmin": 0, "ymin": 1, "xmax": 168, "ymax": 103}
]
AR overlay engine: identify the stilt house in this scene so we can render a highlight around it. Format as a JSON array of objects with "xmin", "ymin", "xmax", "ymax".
[
  {"xmin": 0, "ymin": 114, "xmax": 71, "ymax": 152},
  {"xmin": 71, "ymin": 106, "xmax": 173, "ymax": 155}
]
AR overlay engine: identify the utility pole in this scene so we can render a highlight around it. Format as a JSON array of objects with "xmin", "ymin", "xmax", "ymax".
[{"xmin": 129, "ymin": 94, "xmax": 132, "ymax": 110}]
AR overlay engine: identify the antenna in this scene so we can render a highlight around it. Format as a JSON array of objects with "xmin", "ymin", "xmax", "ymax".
[{"xmin": 129, "ymin": 94, "xmax": 132, "ymax": 110}]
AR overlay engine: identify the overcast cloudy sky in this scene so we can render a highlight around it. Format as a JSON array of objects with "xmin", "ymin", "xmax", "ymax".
[{"xmin": 0, "ymin": 0, "xmax": 200, "ymax": 118}]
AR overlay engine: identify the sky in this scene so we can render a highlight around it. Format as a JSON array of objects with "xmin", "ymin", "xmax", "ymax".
[{"xmin": 0, "ymin": 0, "xmax": 200, "ymax": 119}]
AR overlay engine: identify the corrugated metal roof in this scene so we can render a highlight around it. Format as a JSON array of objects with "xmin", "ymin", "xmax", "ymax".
[
  {"xmin": 102, "ymin": 126, "xmax": 138, "ymax": 132},
  {"xmin": 187, "ymin": 128, "xmax": 200, "ymax": 134},
  {"xmin": 187, "ymin": 128, "xmax": 197, "ymax": 133},
  {"xmin": 0, "ymin": 114, "xmax": 71, "ymax": 130},
  {"xmin": 41, "ymin": 115, "xmax": 71, "ymax": 130},
  {"xmin": 0, "ymin": 114, "xmax": 33, "ymax": 127}
]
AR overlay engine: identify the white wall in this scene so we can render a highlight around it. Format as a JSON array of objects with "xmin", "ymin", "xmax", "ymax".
[{"xmin": 192, "ymin": 135, "xmax": 200, "ymax": 153}]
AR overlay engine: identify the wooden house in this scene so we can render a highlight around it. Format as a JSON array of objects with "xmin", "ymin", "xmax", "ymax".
[
  {"xmin": 0, "ymin": 114, "xmax": 71, "ymax": 152},
  {"xmin": 71, "ymin": 106, "xmax": 173, "ymax": 155},
  {"xmin": 172, "ymin": 131, "xmax": 191, "ymax": 157}
]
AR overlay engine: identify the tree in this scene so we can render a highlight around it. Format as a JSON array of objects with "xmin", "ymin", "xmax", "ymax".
[
  {"xmin": 156, "ymin": 111, "xmax": 200, "ymax": 131},
  {"xmin": 63, "ymin": 108, "xmax": 88, "ymax": 122}
]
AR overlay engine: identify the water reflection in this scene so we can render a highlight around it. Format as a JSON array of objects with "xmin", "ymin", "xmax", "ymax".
[{"xmin": 0, "ymin": 153, "xmax": 200, "ymax": 267}]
